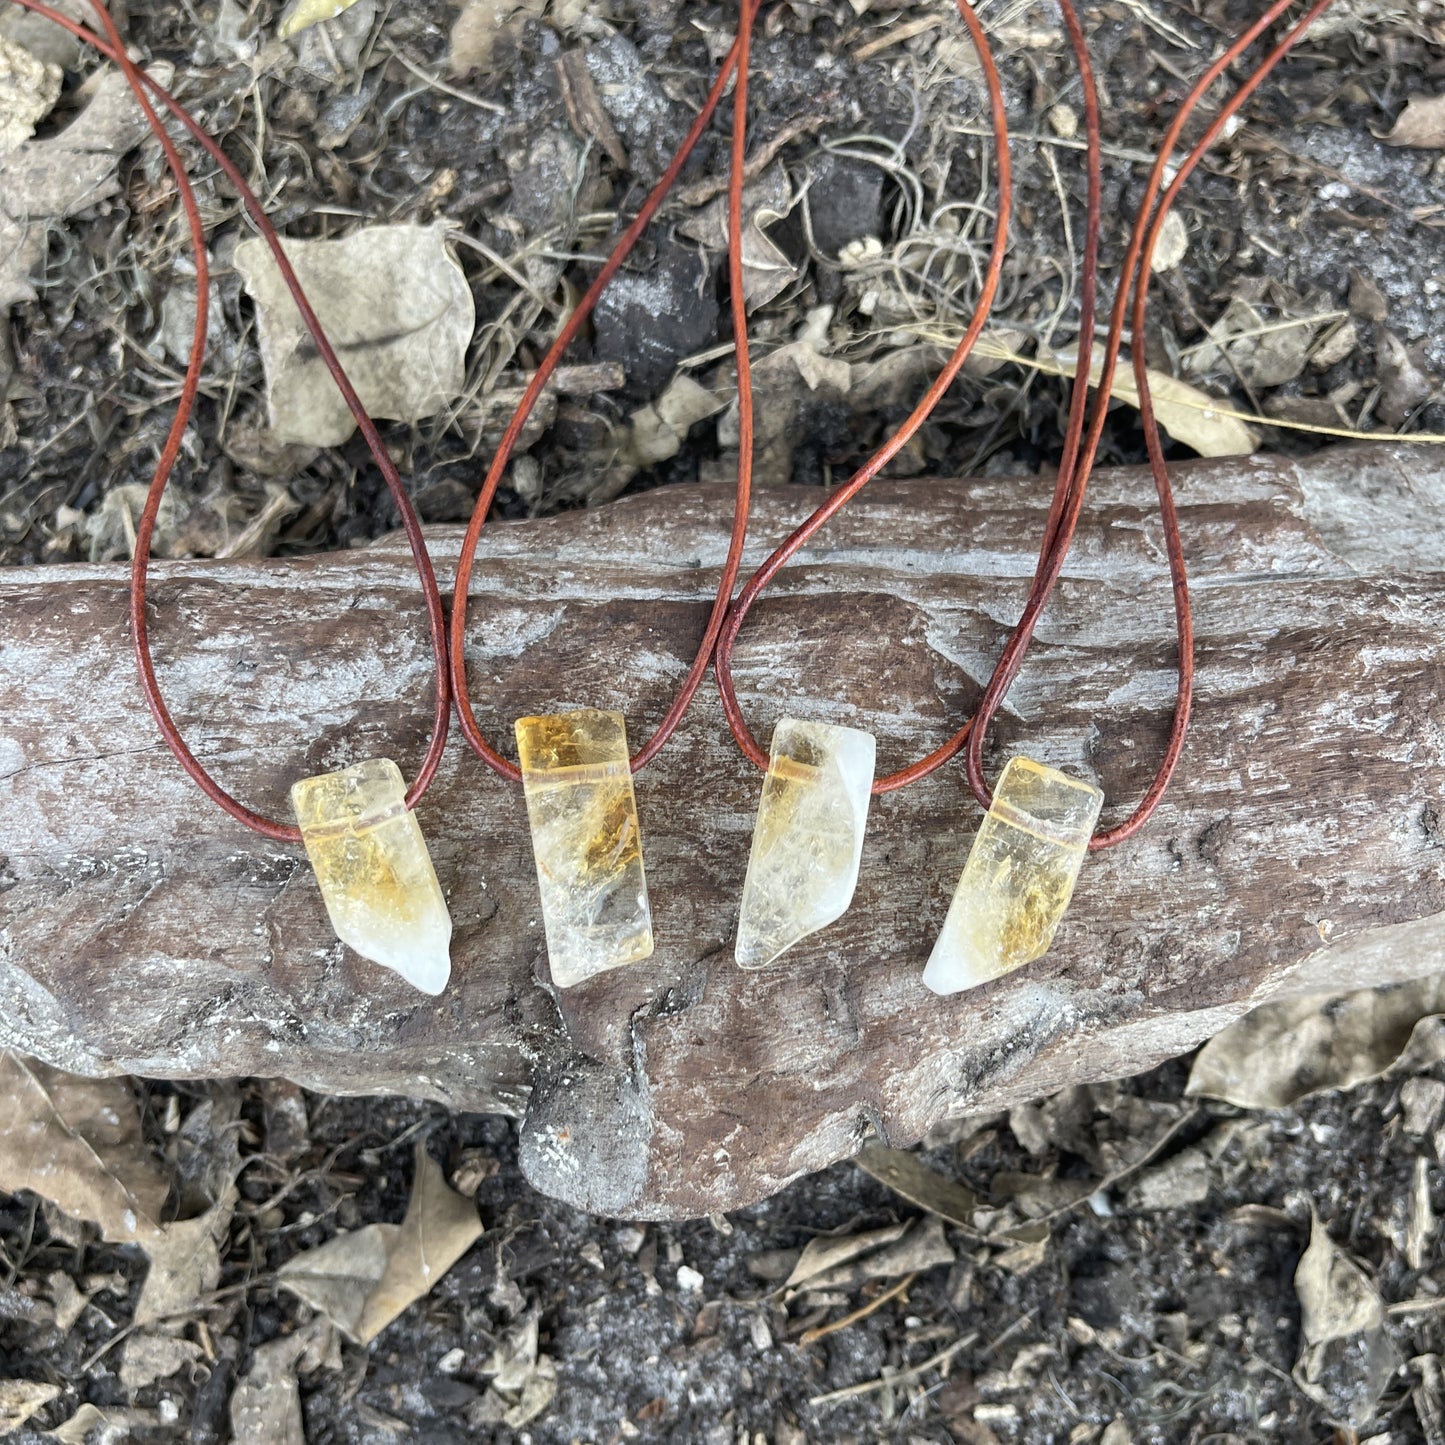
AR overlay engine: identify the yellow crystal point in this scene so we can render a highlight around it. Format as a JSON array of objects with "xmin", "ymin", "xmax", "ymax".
[
  {"xmin": 923, "ymin": 756, "xmax": 1103, "ymax": 997},
  {"xmin": 291, "ymin": 758, "xmax": 452, "ymax": 995},
  {"xmin": 735, "ymin": 718, "xmax": 876, "ymax": 969},
  {"xmin": 515, "ymin": 709, "xmax": 653, "ymax": 988}
]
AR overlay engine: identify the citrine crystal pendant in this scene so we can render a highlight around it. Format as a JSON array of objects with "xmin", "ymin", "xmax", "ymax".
[
  {"xmin": 923, "ymin": 756, "xmax": 1103, "ymax": 997},
  {"xmin": 291, "ymin": 758, "xmax": 453, "ymax": 995},
  {"xmin": 735, "ymin": 718, "xmax": 876, "ymax": 969},
  {"xmin": 515, "ymin": 709, "xmax": 653, "ymax": 988}
]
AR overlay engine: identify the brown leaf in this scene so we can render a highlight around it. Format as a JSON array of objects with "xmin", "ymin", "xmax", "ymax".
[
  {"xmin": 0, "ymin": 66, "xmax": 173, "ymax": 309},
  {"xmin": 782, "ymin": 1222, "xmax": 908, "ymax": 1291},
  {"xmin": 229, "ymin": 1319, "xmax": 332, "ymax": 1445},
  {"xmin": 448, "ymin": 0, "xmax": 545, "ymax": 74},
  {"xmin": 1382, "ymin": 93, "xmax": 1445, "ymax": 149},
  {"xmin": 855, "ymin": 1146, "xmax": 984, "ymax": 1231},
  {"xmin": 1186, "ymin": 976, "xmax": 1445, "ymax": 1109},
  {"xmin": 117, "ymin": 1334, "xmax": 205, "ymax": 1394},
  {"xmin": 0, "ymin": 1380, "xmax": 60, "ymax": 1435},
  {"xmin": 133, "ymin": 1194, "xmax": 235, "ymax": 1328},
  {"xmin": 0, "ymin": 1054, "xmax": 166, "ymax": 1244},
  {"xmin": 278, "ymin": 1143, "xmax": 482, "ymax": 1344},
  {"xmin": 1293, "ymin": 1212, "xmax": 1400, "ymax": 1427},
  {"xmin": 233, "ymin": 223, "xmax": 474, "ymax": 448}
]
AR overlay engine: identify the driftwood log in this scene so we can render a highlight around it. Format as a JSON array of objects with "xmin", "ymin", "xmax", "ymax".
[{"xmin": 3, "ymin": 442, "xmax": 1444, "ymax": 1218}]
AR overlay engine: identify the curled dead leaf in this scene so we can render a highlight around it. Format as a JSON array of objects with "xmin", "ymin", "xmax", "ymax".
[
  {"xmin": 1382, "ymin": 93, "xmax": 1445, "ymax": 149},
  {"xmin": 1187, "ymin": 975, "xmax": 1445, "ymax": 1109}
]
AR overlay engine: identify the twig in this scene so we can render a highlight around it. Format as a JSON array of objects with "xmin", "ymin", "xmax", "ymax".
[
  {"xmin": 798, "ymin": 1272, "xmax": 918, "ymax": 1346},
  {"xmin": 556, "ymin": 50, "xmax": 628, "ymax": 170},
  {"xmin": 1388, "ymin": 1296, "xmax": 1445, "ymax": 1317},
  {"xmin": 853, "ymin": 14, "xmax": 942, "ymax": 61},
  {"xmin": 383, "ymin": 46, "xmax": 506, "ymax": 114},
  {"xmin": 675, "ymin": 113, "xmax": 830, "ymax": 207},
  {"xmin": 808, "ymin": 1332, "xmax": 978, "ymax": 1408}
]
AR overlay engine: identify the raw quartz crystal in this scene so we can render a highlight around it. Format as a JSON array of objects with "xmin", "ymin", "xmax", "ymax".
[
  {"xmin": 923, "ymin": 756, "xmax": 1103, "ymax": 996},
  {"xmin": 515, "ymin": 709, "xmax": 653, "ymax": 988},
  {"xmin": 735, "ymin": 718, "xmax": 876, "ymax": 968},
  {"xmin": 291, "ymin": 758, "xmax": 452, "ymax": 995}
]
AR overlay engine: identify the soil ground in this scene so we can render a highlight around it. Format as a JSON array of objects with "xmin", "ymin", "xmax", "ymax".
[{"xmin": 0, "ymin": 0, "xmax": 1443, "ymax": 1440}]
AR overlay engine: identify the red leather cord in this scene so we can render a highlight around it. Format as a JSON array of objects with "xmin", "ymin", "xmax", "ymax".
[
  {"xmin": 962, "ymin": 0, "xmax": 1336, "ymax": 851},
  {"xmin": 712, "ymin": 0, "xmax": 1022, "ymax": 793},
  {"xmin": 15, "ymin": 0, "xmax": 452, "ymax": 843},
  {"xmin": 448, "ymin": 0, "xmax": 762, "ymax": 782},
  {"xmin": 718, "ymin": 0, "xmax": 1334, "ymax": 848}
]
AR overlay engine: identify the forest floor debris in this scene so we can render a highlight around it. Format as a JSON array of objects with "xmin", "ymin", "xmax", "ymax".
[
  {"xmin": 2, "ymin": 0, "xmax": 1443, "ymax": 560},
  {"xmin": 2, "ymin": 969, "xmax": 1444, "ymax": 1440}
]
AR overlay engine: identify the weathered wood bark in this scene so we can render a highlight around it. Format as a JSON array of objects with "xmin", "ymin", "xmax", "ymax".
[{"xmin": 3, "ymin": 443, "xmax": 1444, "ymax": 1218}]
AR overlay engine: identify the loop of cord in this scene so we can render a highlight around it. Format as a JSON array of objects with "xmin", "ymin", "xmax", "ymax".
[
  {"xmin": 962, "ymin": 0, "xmax": 1336, "ymax": 851},
  {"xmin": 712, "ymin": 0, "xmax": 1022, "ymax": 794},
  {"xmin": 716, "ymin": 0, "xmax": 1333, "ymax": 846},
  {"xmin": 448, "ymin": 0, "xmax": 763, "ymax": 782},
  {"xmin": 19, "ymin": 0, "xmax": 454, "ymax": 844}
]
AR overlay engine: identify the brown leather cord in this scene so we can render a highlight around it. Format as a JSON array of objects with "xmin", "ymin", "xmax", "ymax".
[
  {"xmin": 16, "ymin": 0, "xmax": 453, "ymax": 844},
  {"xmin": 711, "ymin": 0, "xmax": 1021, "ymax": 794},
  {"xmin": 448, "ymin": 0, "xmax": 762, "ymax": 782},
  {"xmin": 963, "ymin": 0, "xmax": 1336, "ymax": 851}
]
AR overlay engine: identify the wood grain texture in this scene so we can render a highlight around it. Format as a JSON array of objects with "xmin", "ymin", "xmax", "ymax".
[{"xmin": 3, "ymin": 443, "xmax": 1444, "ymax": 1218}]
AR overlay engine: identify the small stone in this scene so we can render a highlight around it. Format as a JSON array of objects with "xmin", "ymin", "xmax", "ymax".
[
  {"xmin": 515, "ymin": 709, "xmax": 653, "ymax": 987},
  {"xmin": 923, "ymin": 756, "xmax": 1103, "ymax": 996},
  {"xmin": 1150, "ymin": 210, "xmax": 1189, "ymax": 274},
  {"xmin": 1047, "ymin": 103, "xmax": 1078, "ymax": 140},
  {"xmin": 675, "ymin": 1264, "xmax": 705, "ymax": 1292},
  {"xmin": 735, "ymin": 718, "xmax": 875, "ymax": 968},
  {"xmin": 291, "ymin": 758, "xmax": 452, "ymax": 995}
]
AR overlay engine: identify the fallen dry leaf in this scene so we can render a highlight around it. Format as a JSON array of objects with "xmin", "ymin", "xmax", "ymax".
[
  {"xmin": 0, "ymin": 1053, "xmax": 166, "ymax": 1244},
  {"xmin": 783, "ymin": 1222, "xmax": 908, "ymax": 1291},
  {"xmin": 234, "ymin": 222, "xmax": 474, "ymax": 448},
  {"xmin": 681, "ymin": 166, "xmax": 801, "ymax": 310},
  {"xmin": 628, "ymin": 374, "xmax": 727, "ymax": 468},
  {"xmin": 1293, "ymin": 1212, "xmax": 1400, "ymax": 1427},
  {"xmin": 477, "ymin": 1312, "xmax": 558, "ymax": 1429},
  {"xmin": 855, "ymin": 1145, "xmax": 984, "ymax": 1231},
  {"xmin": 228, "ymin": 1321, "xmax": 333, "ymax": 1445},
  {"xmin": 0, "ymin": 35, "xmax": 60, "ymax": 155},
  {"xmin": 0, "ymin": 65, "xmax": 173, "ymax": 309},
  {"xmin": 1186, "ymin": 975, "xmax": 1445, "ymax": 1109},
  {"xmin": 134, "ymin": 1193, "xmax": 235, "ymax": 1327},
  {"xmin": 448, "ymin": 0, "xmax": 546, "ymax": 74},
  {"xmin": 276, "ymin": 0, "xmax": 367, "ymax": 41},
  {"xmin": 802, "ymin": 1216, "xmax": 954, "ymax": 1292},
  {"xmin": 45, "ymin": 1404, "xmax": 163, "ymax": 1445},
  {"xmin": 974, "ymin": 333, "xmax": 1258, "ymax": 457},
  {"xmin": 0, "ymin": 1380, "xmax": 60, "ymax": 1435},
  {"xmin": 278, "ymin": 1142, "xmax": 482, "ymax": 1343},
  {"xmin": 1382, "ymin": 93, "xmax": 1445, "ymax": 149},
  {"xmin": 117, "ymin": 1333, "xmax": 205, "ymax": 1394},
  {"xmin": 1186, "ymin": 299, "xmax": 1325, "ymax": 390}
]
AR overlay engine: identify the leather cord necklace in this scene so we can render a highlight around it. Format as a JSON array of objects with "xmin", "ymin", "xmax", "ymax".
[
  {"xmin": 20, "ymin": 0, "xmax": 458, "ymax": 994},
  {"xmin": 927, "ymin": 0, "xmax": 1338, "ymax": 995},
  {"xmin": 714, "ymin": 0, "xmax": 1336, "ymax": 991},
  {"xmin": 446, "ymin": 0, "xmax": 762, "ymax": 989}
]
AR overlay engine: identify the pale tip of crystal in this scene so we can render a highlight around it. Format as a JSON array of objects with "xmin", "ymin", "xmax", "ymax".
[
  {"xmin": 395, "ymin": 941, "xmax": 452, "ymax": 997},
  {"xmin": 734, "ymin": 932, "xmax": 784, "ymax": 971},
  {"xmin": 345, "ymin": 929, "xmax": 452, "ymax": 996},
  {"xmin": 920, "ymin": 943, "xmax": 988, "ymax": 998}
]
